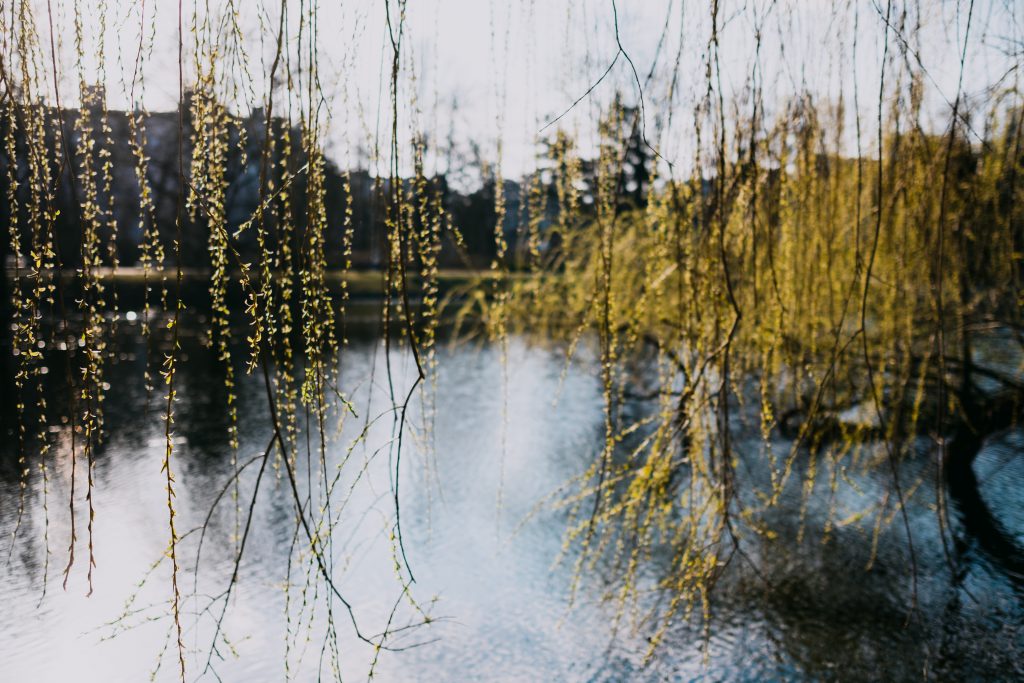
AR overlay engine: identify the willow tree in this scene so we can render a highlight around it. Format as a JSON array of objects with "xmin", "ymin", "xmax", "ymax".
[
  {"xmin": 1, "ymin": 0, "xmax": 1023, "ymax": 679},
  {"xmin": 498, "ymin": 0, "xmax": 1024, "ymax": 651}
]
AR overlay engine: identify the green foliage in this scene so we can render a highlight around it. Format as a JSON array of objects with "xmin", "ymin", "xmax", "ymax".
[{"xmin": 499, "ymin": 86, "xmax": 1024, "ymax": 652}]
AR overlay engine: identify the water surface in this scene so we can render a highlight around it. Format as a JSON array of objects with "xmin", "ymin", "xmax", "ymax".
[{"xmin": 1, "ymin": 323, "xmax": 1022, "ymax": 682}]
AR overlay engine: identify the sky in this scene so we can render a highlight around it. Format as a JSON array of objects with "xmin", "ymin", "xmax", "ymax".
[{"xmin": 8, "ymin": 0, "xmax": 1023, "ymax": 181}]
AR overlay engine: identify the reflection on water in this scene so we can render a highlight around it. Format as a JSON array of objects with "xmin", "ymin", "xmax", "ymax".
[{"xmin": 1, "ymin": 322, "xmax": 1022, "ymax": 682}]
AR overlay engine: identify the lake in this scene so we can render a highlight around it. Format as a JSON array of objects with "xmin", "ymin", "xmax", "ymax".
[{"xmin": 1, "ymin": 318, "xmax": 1022, "ymax": 682}]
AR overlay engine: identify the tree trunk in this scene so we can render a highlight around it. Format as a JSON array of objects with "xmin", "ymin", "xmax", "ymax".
[{"xmin": 944, "ymin": 387, "xmax": 1024, "ymax": 585}]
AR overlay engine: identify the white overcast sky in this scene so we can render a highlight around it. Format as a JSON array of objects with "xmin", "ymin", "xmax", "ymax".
[{"xmin": 15, "ymin": 0, "xmax": 1024, "ymax": 180}]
